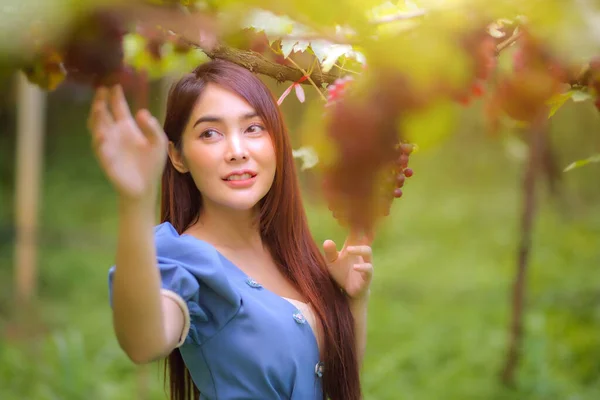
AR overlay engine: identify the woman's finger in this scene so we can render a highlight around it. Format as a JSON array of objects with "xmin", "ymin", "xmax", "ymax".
[
  {"xmin": 322, "ymin": 240, "xmax": 339, "ymax": 264},
  {"xmin": 91, "ymin": 129, "xmax": 106, "ymax": 153},
  {"xmin": 352, "ymin": 263, "xmax": 373, "ymax": 280},
  {"xmin": 346, "ymin": 245, "xmax": 372, "ymax": 263},
  {"xmin": 88, "ymin": 87, "xmax": 113, "ymax": 134},
  {"xmin": 109, "ymin": 85, "xmax": 133, "ymax": 121},
  {"xmin": 136, "ymin": 109, "xmax": 167, "ymax": 145}
]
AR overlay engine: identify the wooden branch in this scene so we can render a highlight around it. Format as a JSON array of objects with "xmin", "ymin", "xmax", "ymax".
[
  {"xmin": 202, "ymin": 45, "xmax": 342, "ymax": 86},
  {"xmin": 495, "ymin": 31, "xmax": 523, "ymax": 55}
]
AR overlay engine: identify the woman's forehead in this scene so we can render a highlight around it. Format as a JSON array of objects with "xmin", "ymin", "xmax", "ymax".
[{"xmin": 192, "ymin": 83, "xmax": 258, "ymax": 119}]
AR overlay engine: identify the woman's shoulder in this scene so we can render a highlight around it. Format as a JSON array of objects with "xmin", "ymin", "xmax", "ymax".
[
  {"xmin": 153, "ymin": 221, "xmax": 240, "ymax": 303},
  {"xmin": 154, "ymin": 222, "xmax": 218, "ymax": 261}
]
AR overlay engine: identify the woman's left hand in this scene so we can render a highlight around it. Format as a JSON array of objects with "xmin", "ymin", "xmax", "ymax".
[{"xmin": 323, "ymin": 233, "xmax": 374, "ymax": 302}]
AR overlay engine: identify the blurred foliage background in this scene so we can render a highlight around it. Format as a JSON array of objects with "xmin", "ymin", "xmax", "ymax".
[{"xmin": 1, "ymin": 70, "xmax": 600, "ymax": 400}]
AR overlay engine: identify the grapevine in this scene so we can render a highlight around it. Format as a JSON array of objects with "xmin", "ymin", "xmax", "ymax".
[{"xmin": 7, "ymin": 0, "xmax": 600, "ymax": 392}]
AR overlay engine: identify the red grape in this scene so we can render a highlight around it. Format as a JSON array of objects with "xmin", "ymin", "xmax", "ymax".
[
  {"xmin": 61, "ymin": 10, "xmax": 128, "ymax": 86},
  {"xmin": 453, "ymin": 29, "xmax": 499, "ymax": 106},
  {"xmin": 396, "ymin": 174, "xmax": 405, "ymax": 187},
  {"xmin": 490, "ymin": 28, "xmax": 567, "ymax": 122}
]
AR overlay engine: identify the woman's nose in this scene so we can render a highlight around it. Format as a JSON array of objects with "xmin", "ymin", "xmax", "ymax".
[{"xmin": 226, "ymin": 134, "xmax": 249, "ymax": 161}]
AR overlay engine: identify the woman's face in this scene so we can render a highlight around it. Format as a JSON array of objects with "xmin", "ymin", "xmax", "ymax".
[{"xmin": 169, "ymin": 83, "xmax": 276, "ymax": 212}]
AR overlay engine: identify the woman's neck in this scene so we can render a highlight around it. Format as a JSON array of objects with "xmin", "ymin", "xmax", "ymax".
[{"xmin": 190, "ymin": 203, "xmax": 263, "ymax": 251}]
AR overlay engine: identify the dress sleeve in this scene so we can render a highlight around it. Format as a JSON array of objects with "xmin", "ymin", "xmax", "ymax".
[{"xmin": 108, "ymin": 222, "xmax": 241, "ymax": 347}]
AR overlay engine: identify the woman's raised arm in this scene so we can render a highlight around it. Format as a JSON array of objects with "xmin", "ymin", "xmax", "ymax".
[{"xmin": 88, "ymin": 85, "xmax": 184, "ymax": 363}]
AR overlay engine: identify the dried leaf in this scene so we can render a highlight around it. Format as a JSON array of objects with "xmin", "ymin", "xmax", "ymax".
[
  {"xmin": 277, "ymin": 82, "xmax": 295, "ymax": 105},
  {"xmin": 294, "ymin": 83, "xmax": 305, "ymax": 103}
]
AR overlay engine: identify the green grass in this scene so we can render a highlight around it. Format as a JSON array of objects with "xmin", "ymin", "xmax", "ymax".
[{"xmin": 1, "ymin": 93, "xmax": 599, "ymax": 399}]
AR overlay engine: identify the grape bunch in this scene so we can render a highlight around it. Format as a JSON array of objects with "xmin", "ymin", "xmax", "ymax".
[
  {"xmin": 452, "ymin": 28, "xmax": 499, "ymax": 106},
  {"xmin": 61, "ymin": 9, "xmax": 128, "ymax": 87},
  {"xmin": 488, "ymin": 28, "xmax": 568, "ymax": 123},
  {"xmin": 374, "ymin": 142, "xmax": 415, "ymax": 217},
  {"xmin": 321, "ymin": 74, "xmax": 416, "ymax": 233}
]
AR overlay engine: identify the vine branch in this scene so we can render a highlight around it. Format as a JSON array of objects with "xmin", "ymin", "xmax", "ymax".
[
  {"xmin": 500, "ymin": 113, "xmax": 545, "ymax": 386},
  {"xmin": 283, "ymin": 55, "xmax": 328, "ymax": 101},
  {"xmin": 123, "ymin": 2, "xmax": 529, "ymax": 87},
  {"xmin": 125, "ymin": 4, "xmax": 343, "ymax": 86},
  {"xmin": 495, "ymin": 30, "xmax": 523, "ymax": 55},
  {"xmin": 200, "ymin": 44, "xmax": 342, "ymax": 86}
]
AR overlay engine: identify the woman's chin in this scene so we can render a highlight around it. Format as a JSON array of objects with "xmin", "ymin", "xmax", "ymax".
[
  {"xmin": 226, "ymin": 202, "xmax": 259, "ymax": 211},
  {"xmin": 202, "ymin": 187, "xmax": 269, "ymax": 213},
  {"xmin": 217, "ymin": 196, "xmax": 262, "ymax": 212}
]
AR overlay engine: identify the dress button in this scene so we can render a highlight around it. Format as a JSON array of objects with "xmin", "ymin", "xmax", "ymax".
[
  {"xmin": 315, "ymin": 361, "xmax": 325, "ymax": 377},
  {"xmin": 245, "ymin": 277, "xmax": 262, "ymax": 288},
  {"xmin": 292, "ymin": 310, "xmax": 306, "ymax": 324}
]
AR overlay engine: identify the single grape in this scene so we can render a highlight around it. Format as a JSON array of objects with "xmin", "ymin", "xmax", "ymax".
[
  {"xmin": 396, "ymin": 174, "xmax": 406, "ymax": 187},
  {"xmin": 404, "ymin": 168, "xmax": 414, "ymax": 178},
  {"xmin": 397, "ymin": 153, "xmax": 409, "ymax": 168},
  {"xmin": 400, "ymin": 143, "xmax": 414, "ymax": 154},
  {"xmin": 471, "ymin": 81, "xmax": 485, "ymax": 97}
]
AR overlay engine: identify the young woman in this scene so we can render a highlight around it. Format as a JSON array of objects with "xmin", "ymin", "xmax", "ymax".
[{"xmin": 88, "ymin": 60, "xmax": 373, "ymax": 400}]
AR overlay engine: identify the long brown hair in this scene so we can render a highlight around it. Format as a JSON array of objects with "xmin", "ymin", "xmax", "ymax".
[{"xmin": 159, "ymin": 59, "xmax": 361, "ymax": 400}]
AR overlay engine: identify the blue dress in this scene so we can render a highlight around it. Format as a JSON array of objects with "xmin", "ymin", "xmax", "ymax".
[{"xmin": 108, "ymin": 222, "xmax": 325, "ymax": 399}]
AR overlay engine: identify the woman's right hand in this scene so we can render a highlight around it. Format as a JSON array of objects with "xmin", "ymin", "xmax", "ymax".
[{"xmin": 87, "ymin": 85, "xmax": 168, "ymax": 202}]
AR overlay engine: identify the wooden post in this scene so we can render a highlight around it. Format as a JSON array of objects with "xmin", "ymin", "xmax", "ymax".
[{"xmin": 13, "ymin": 71, "xmax": 46, "ymax": 324}]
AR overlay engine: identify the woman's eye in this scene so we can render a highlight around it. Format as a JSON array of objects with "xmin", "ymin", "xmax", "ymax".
[
  {"xmin": 200, "ymin": 129, "xmax": 219, "ymax": 139},
  {"xmin": 246, "ymin": 124, "xmax": 265, "ymax": 134}
]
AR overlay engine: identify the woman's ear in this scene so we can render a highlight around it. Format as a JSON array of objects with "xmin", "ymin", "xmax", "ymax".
[{"xmin": 167, "ymin": 141, "xmax": 189, "ymax": 173}]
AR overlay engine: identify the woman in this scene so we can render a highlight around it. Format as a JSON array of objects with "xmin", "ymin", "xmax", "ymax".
[{"xmin": 88, "ymin": 60, "xmax": 373, "ymax": 400}]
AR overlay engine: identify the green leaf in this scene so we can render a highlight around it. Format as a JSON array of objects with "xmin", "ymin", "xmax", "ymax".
[
  {"xmin": 123, "ymin": 33, "xmax": 209, "ymax": 81},
  {"xmin": 571, "ymin": 90, "xmax": 592, "ymax": 102},
  {"xmin": 321, "ymin": 44, "xmax": 355, "ymax": 72},
  {"xmin": 309, "ymin": 40, "xmax": 331, "ymax": 63},
  {"xmin": 161, "ymin": 46, "xmax": 210, "ymax": 77},
  {"xmin": 564, "ymin": 154, "xmax": 600, "ymax": 172},
  {"xmin": 281, "ymin": 39, "xmax": 297, "ymax": 58},
  {"xmin": 547, "ymin": 89, "xmax": 592, "ymax": 119},
  {"xmin": 242, "ymin": 8, "xmax": 294, "ymax": 38},
  {"xmin": 546, "ymin": 91, "xmax": 574, "ymax": 118},
  {"xmin": 293, "ymin": 40, "xmax": 310, "ymax": 53},
  {"xmin": 308, "ymin": 41, "xmax": 365, "ymax": 72}
]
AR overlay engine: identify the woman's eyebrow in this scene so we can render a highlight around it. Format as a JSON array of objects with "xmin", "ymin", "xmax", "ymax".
[{"xmin": 193, "ymin": 112, "xmax": 259, "ymax": 128}]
